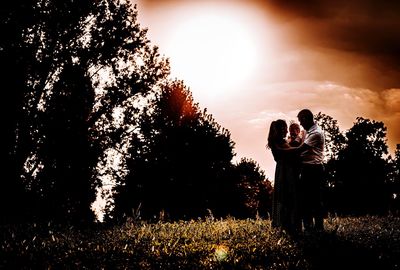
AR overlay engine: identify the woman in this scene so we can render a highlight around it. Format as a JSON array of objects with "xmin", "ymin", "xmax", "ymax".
[{"xmin": 267, "ymin": 120, "xmax": 301, "ymax": 235}]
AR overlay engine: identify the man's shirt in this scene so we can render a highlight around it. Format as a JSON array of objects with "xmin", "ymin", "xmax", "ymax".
[{"xmin": 301, "ymin": 123, "xmax": 325, "ymax": 165}]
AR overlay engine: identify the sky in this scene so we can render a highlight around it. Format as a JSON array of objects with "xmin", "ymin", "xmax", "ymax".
[{"xmin": 131, "ymin": 0, "xmax": 400, "ymax": 181}]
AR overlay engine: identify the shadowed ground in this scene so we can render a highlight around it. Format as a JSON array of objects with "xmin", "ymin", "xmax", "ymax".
[{"xmin": 1, "ymin": 216, "xmax": 399, "ymax": 269}]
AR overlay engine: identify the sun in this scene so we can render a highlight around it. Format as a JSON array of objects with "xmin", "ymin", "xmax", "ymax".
[{"xmin": 162, "ymin": 5, "xmax": 264, "ymax": 100}]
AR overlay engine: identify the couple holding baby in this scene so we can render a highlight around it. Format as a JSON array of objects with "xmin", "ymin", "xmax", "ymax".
[{"xmin": 267, "ymin": 109, "xmax": 325, "ymax": 235}]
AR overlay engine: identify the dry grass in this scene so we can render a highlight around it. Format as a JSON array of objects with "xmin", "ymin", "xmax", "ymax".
[{"xmin": 1, "ymin": 216, "xmax": 399, "ymax": 269}]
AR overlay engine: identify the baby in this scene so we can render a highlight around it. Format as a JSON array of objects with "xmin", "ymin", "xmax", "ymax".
[{"xmin": 287, "ymin": 122, "xmax": 304, "ymax": 147}]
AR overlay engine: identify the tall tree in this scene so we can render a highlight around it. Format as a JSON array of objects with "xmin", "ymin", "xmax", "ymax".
[
  {"xmin": 335, "ymin": 117, "xmax": 390, "ymax": 215},
  {"xmin": 314, "ymin": 112, "xmax": 346, "ymax": 213},
  {"xmin": 1, "ymin": 0, "xmax": 39, "ymax": 222},
  {"xmin": 315, "ymin": 112, "xmax": 346, "ymax": 160},
  {"xmin": 1, "ymin": 0, "xmax": 169, "ymax": 223},
  {"xmin": 112, "ymin": 80, "xmax": 235, "ymax": 220},
  {"xmin": 387, "ymin": 144, "xmax": 400, "ymax": 214}
]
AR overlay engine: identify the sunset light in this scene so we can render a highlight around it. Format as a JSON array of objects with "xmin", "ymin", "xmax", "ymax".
[
  {"xmin": 163, "ymin": 8, "xmax": 262, "ymax": 98},
  {"xmin": 137, "ymin": 2, "xmax": 272, "ymax": 102}
]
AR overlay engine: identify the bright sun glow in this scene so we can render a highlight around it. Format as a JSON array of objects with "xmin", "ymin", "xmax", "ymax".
[{"xmin": 162, "ymin": 5, "xmax": 265, "ymax": 100}]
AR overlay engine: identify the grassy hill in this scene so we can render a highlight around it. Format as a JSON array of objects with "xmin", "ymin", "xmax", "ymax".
[{"xmin": 1, "ymin": 216, "xmax": 399, "ymax": 269}]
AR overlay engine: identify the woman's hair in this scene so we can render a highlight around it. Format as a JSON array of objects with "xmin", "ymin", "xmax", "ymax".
[{"xmin": 267, "ymin": 119, "xmax": 287, "ymax": 149}]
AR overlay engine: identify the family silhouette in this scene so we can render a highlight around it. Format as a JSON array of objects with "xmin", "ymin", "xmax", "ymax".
[{"xmin": 267, "ymin": 109, "xmax": 325, "ymax": 235}]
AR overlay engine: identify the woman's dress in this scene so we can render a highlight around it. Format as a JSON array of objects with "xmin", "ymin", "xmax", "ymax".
[{"xmin": 271, "ymin": 142, "xmax": 301, "ymax": 234}]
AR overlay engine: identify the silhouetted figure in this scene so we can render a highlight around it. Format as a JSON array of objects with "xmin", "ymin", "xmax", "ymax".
[
  {"xmin": 297, "ymin": 109, "xmax": 325, "ymax": 232},
  {"xmin": 267, "ymin": 120, "xmax": 301, "ymax": 235}
]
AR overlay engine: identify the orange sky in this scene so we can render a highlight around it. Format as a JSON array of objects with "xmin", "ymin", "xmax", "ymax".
[{"xmin": 132, "ymin": 0, "xmax": 400, "ymax": 180}]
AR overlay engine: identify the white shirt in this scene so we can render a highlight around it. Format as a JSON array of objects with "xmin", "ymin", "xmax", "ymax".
[{"xmin": 301, "ymin": 123, "xmax": 325, "ymax": 165}]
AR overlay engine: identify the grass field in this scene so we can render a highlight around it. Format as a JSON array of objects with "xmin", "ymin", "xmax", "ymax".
[{"xmin": 1, "ymin": 215, "xmax": 399, "ymax": 269}]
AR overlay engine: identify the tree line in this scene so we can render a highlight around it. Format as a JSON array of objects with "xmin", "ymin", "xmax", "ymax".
[{"xmin": 1, "ymin": 0, "xmax": 399, "ymax": 225}]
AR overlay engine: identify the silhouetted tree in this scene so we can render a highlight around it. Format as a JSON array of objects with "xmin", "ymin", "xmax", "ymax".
[
  {"xmin": 1, "ymin": 0, "xmax": 40, "ymax": 223},
  {"xmin": 31, "ymin": 63, "xmax": 97, "ymax": 222},
  {"xmin": 222, "ymin": 158, "xmax": 273, "ymax": 218},
  {"xmin": 387, "ymin": 145, "xmax": 400, "ymax": 214},
  {"xmin": 315, "ymin": 112, "xmax": 346, "ymax": 161},
  {"xmin": 1, "ymin": 0, "xmax": 169, "ymax": 223},
  {"xmin": 315, "ymin": 112, "xmax": 346, "ymax": 214},
  {"xmin": 111, "ymin": 80, "xmax": 235, "ymax": 220},
  {"xmin": 335, "ymin": 117, "xmax": 390, "ymax": 215}
]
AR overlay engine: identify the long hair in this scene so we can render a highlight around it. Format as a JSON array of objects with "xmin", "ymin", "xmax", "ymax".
[{"xmin": 267, "ymin": 119, "xmax": 287, "ymax": 149}]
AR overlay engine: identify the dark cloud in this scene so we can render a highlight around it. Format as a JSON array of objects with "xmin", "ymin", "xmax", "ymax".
[
  {"xmin": 265, "ymin": 0, "xmax": 400, "ymax": 88},
  {"xmin": 267, "ymin": 0, "xmax": 400, "ymax": 20}
]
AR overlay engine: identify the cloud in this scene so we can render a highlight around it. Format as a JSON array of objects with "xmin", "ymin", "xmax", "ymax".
[
  {"xmin": 380, "ymin": 88, "xmax": 400, "ymax": 152},
  {"xmin": 248, "ymin": 81, "xmax": 399, "ymax": 148},
  {"xmin": 262, "ymin": 0, "xmax": 400, "ymax": 90},
  {"xmin": 383, "ymin": 89, "xmax": 400, "ymax": 111}
]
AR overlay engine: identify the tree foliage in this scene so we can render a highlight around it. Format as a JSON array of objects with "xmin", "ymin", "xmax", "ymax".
[
  {"xmin": 223, "ymin": 158, "xmax": 273, "ymax": 218},
  {"xmin": 315, "ymin": 112, "xmax": 346, "ymax": 160},
  {"xmin": 111, "ymin": 80, "xmax": 236, "ymax": 220},
  {"xmin": 1, "ymin": 0, "xmax": 169, "ymax": 223},
  {"xmin": 331, "ymin": 117, "xmax": 390, "ymax": 215},
  {"xmin": 314, "ymin": 113, "xmax": 397, "ymax": 216},
  {"xmin": 387, "ymin": 145, "xmax": 400, "ymax": 213}
]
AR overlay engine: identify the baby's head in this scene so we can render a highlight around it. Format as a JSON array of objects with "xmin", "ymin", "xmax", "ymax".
[{"xmin": 289, "ymin": 123, "xmax": 301, "ymax": 138}]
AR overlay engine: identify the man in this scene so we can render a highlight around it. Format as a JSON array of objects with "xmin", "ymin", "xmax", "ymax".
[{"xmin": 297, "ymin": 109, "xmax": 325, "ymax": 232}]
